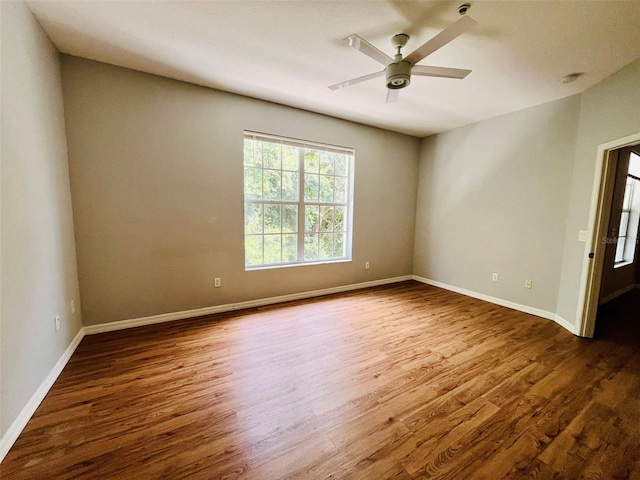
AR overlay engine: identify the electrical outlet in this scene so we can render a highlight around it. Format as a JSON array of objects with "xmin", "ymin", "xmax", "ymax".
[
  {"xmin": 365, "ymin": 262, "xmax": 370, "ymax": 270},
  {"xmin": 525, "ymin": 280, "xmax": 532, "ymax": 289},
  {"xmin": 71, "ymin": 300, "xmax": 75, "ymax": 314},
  {"xmin": 492, "ymin": 273, "xmax": 499, "ymax": 282},
  {"xmin": 578, "ymin": 230, "xmax": 588, "ymax": 242},
  {"xmin": 54, "ymin": 315, "xmax": 61, "ymax": 331},
  {"xmin": 214, "ymin": 277, "xmax": 221, "ymax": 288}
]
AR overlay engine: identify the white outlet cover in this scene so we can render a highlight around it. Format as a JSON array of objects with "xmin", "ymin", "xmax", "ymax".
[{"xmin": 578, "ymin": 230, "xmax": 588, "ymax": 242}]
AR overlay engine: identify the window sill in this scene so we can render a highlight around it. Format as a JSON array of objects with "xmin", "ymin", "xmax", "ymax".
[
  {"xmin": 245, "ymin": 258, "xmax": 352, "ymax": 272},
  {"xmin": 614, "ymin": 260, "xmax": 634, "ymax": 269}
]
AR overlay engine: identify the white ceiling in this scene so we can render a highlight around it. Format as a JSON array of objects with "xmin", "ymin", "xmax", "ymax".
[{"xmin": 26, "ymin": 0, "xmax": 640, "ymax": 137}]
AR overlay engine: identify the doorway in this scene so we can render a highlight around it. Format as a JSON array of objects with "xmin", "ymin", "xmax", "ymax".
[{"xmin": 577, "ymin": 134, "xmax": 640, "ymax": 337}]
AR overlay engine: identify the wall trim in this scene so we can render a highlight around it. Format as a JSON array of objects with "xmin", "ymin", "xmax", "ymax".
[
  {"xmin": 412, "ymin": 275, "xmax": 578, "ymax": 335},
  {"xmin": 0, "ymin": 327, "xmax": 86, "ymax": 463},
  {"xmin": 84, "ymin": 275, "xmax": 414, "ymax": 335},
  {"xmin": 599, "ymin": 283, "xmax": 640, "ymax": 305}
]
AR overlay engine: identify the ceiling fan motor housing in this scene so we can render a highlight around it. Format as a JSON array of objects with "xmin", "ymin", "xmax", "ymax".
[{"xmin": 386, "ymin": 61, "xmax": 411, "ymax": 89}]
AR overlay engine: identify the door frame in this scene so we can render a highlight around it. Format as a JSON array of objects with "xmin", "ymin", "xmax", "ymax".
[{"xmin": 576, "ymin": 132, "xmax": 640, "ymax": 337}]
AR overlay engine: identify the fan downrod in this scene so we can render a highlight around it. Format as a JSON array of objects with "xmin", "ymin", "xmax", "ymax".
[{"xmin": 391, "ymin": 33, "xmax": 409, "ymax": 57}]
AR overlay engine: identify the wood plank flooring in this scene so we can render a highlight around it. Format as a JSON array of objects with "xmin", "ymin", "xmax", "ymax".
[{"xmin": 2, "ymin": 281, "xmax": 640, "ymax": 479}]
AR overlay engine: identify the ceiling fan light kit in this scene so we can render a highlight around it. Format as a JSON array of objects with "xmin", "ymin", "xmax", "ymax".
[
  {"xmin": 386, "ymin": 62, "xmax": 411, "ymax": 89},
  {"xmin": 329, "ymin": 6, "xmax": 477, "ymax": 103}
]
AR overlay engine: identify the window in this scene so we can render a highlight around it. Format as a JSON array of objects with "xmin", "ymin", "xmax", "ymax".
[
  {"xmin": 615, "ymin": 177, "xmax": 634, "ymax": 263},
  {"xmin": 614, "ymin": 152, "xmax": 640, "ymax": 267},
  {"xmin": 243, "ymin": 131, "xmax": 353, "ymax": 269}
]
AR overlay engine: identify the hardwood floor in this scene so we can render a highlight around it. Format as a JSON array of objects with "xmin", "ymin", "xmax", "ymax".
[{"xmin": 2, "ymin": 281, "xmax": 640, "ymax": 479}]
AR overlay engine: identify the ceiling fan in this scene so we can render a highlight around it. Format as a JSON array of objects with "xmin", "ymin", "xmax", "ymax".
[{"xmin": 328, "ymin": 14, "xmax": 477, "ymax": 103}]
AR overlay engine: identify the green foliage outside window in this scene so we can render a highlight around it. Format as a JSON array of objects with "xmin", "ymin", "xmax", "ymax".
[{"xmin": 243, "ymin": 134, "xmax": 352, "ymax": 268}]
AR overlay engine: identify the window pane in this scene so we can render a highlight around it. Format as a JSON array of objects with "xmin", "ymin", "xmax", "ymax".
[
  {"xmin": 244, "ymin": 168, "xmax": 262, "ymax": 200},
  {"xmin": 283, "ymin": 145, "xmax": 299, "ymax": 171},
  {"xmin": 245, "ymin": 235, "xmax": 263, "ymax": 266},
  {"xmin": 334, "ymin": 154, "xmax": 347, "ymax": 176},
  {"xmin": 244, "ymin": 203, "xmax": 263, "ymax": 234},
  {"xmin": 282, "ymin": 171, "xmax": 299, "ymax": 201},
  {"xmin": 304, "ymin": 233, "xmax": 319, "ymax": 260},
  {"xmin": 244, "ymin": 139, "xmax": 260, "ymax": 167},
  {"xmin": 615, "ymin": 237, "xmax": 626, "ymax": 263},
  {"xmin": 305, "ymin": 150, "xmax": 320, "ymax": 173},
  {"xmin": 262, "ymin": 142, "xmax": 281, "ymax": 169},
  {"xmin": 304, "ymin": 174, "xmax": 319, "ymax": 202},
  {"xmin": 622, "ymin": 180, "xmax": 633, "ymax": 210},
  {"xmin": 305, "ymin": 205, "xmax": 319, "ymax": 232},
  {"xmin": 631, "ymin": 153, "xmax": 640, "ymax": 175},
  {"xmin": 320, "ymin": 152, "xmax": 334, "ymax": 175},
  {"xmin": 283, "ymin": 234, "xmax": 297, "ymax": 262},
  {"xmin": 283, "ymin": 205, "xmax": 298, "ymax": 233},
  {"xmin": 334, "ymin": 176, "xmax": 347, "ymax": 203},
  {"xmin": 335, "ymin": 233, "xmax": 345, "ymax": 257},
  {"xmin": 334, "ymin": 206, "xmax": 346, "ymax": 232},
  {"xmin": 264, "ymin": 205, "xmax": 281, "ymax": 234},
  {"xmin": 319, "ymin": 175, "xmax": 334, "ymax": 203},
  {"xmin": 319, "ymin": 206, "xmax": 333, "ymax": 232},
  {"xmin": 319, "ymin": 233, "xmax": 333, "ymax": 259},
  {"xmin": 619, "ymin": 211, "xmax": 630, "ymax": 236},
  {"xmin": 264, "ymin": 235, "xmax": 281, "ymax": 264},
  {"xmin": 263, "ymin": 170, "xmax": 281, "ymax": 200}
]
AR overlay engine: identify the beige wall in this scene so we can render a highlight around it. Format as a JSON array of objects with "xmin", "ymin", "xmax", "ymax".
[
  {"xmin": 556, "ymin": 59, "xmax": 640, "ymax": 323},
  {"xmin": 61, "ymin": 56, "xmax": 420, "ymax": 326},
  {"xmin": 0, "ymin": 2, "xmax": 82, "ymax": 438},
  {"xmin": 413, "ymin": 95, "xmax": 581, "ymax": 313},
  {"xmin": 414, "ymin": 58, "xmax": 640, "ymax": 326}
]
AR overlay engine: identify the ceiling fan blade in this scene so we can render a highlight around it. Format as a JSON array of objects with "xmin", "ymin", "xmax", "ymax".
[
  {"xmin": 412, "ymin": 65, "xmax": 471, "ymax": 79},
  {"xmin": 328, "ymin": 70, "xmax": 385, "ymax": 90},
  {"xmin": 386, "ymin": 89, "xmax": 400, "ymax": 103},
  {"xmin": 404, "ymin": 15, "xmax": 477, "ymax": 66},
  {"xmin": 344, "ymin": 34, "xmax": 394, "ymax": 66}
]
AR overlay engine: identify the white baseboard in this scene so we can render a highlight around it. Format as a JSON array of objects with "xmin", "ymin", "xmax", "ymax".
[
  {"xmin": 0, "ymin": 327, "xmax": 85, "ymax": 463},
  {"xmin": 84, "ymin": 275, "xmax": 414, "ymax": 335},
  {"xmin": 412, "ymin": 275, "xmax": 578, "ymax": 335},
  {"xmin": 599, "ymin": 284, "xmax": 640, "ymax": 305},
  {"xmin": 552, "ymin": 314, "xmax": 577, "ymax": 335}
]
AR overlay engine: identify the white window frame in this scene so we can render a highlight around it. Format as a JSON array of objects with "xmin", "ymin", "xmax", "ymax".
[{"xmin": 243, "ymin": 131, "xmax": 354, "ymax": 270}]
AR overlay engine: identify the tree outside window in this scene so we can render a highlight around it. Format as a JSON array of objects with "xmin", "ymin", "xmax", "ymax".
[{"xmin": 243, "ymin": 132, "xmax": 353, "ymax": 269}]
